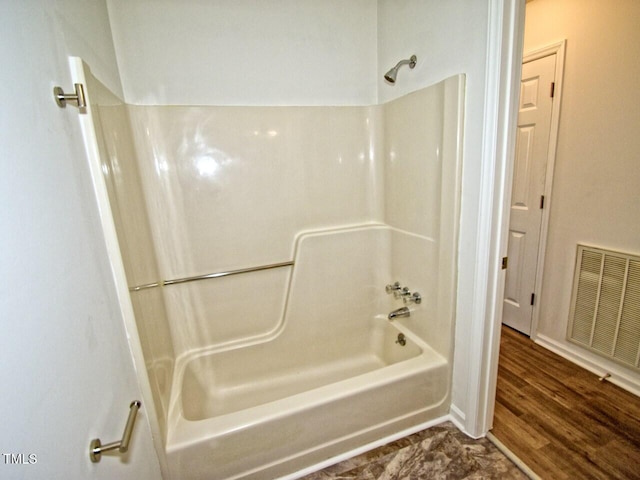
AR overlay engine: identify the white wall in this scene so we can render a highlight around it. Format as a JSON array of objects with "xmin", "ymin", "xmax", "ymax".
[
  {"xmin": 0, "ymin": 1, "xmax": 161, "ymax": 478},
  {"xmin": 56, "ymin": 0, "xmax": 124, "ymax": 98},
  {"xmin": 525, "ymin": 0, "xmax": 640, "ymax": 382},
  {"xmin": 107, "ymin": 0, "xmax": 378, "ymax": 106},
  {"xmin": 377, "ymin": 0, "xmax": 487, "ymax": 105}
]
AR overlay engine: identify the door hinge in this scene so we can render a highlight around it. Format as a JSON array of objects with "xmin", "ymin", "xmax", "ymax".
[
  {"xmin": 550, "ymin": 82, "xmax": 555, "ymax": 98},
  {"xmin": 540, "ymin": 195, "xmax": 545, "ymax": 209},
  {"xmin": 531, "ymin": 293, "xmax": 536, "ymax": 305},
  {"xmin": 502, "ymin": 257, "xmax": 508, "ymax": 270}
]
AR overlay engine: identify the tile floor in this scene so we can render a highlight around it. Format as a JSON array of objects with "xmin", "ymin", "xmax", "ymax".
[{"xmin": 299, "ymin": 422, "xmax": 528, "ymax": 479}]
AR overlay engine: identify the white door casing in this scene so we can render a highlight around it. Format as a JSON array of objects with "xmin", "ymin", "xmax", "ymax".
[{"xmin": 502, "ymin": 53, "xmax": 556, "ymax": 335}]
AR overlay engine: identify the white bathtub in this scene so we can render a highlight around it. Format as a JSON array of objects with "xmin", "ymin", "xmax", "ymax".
[
  {"xmin": 165, "ymin": 226, "xmax": 450, "ymax": 480},
  {"xmin": 166, "ymin": 321, "xmax": 447, "ymax": 480}
]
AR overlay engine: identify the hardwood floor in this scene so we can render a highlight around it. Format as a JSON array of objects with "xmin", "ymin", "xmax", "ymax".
[{"xmin": 492, "ymin": 325, "xmax": 640, "ymax": 480}]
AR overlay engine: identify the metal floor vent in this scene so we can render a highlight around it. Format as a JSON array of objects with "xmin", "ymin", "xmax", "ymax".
[{"xmin": 568, "ymin": 245, "xmax": 640, "ymax": 371}]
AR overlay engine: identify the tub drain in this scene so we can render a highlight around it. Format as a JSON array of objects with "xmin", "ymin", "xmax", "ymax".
[{"xmin": 395, "ymin": 333, "xmax": 406, "ymax": 346}]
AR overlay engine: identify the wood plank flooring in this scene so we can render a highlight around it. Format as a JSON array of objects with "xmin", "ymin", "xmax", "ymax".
[{"xmin": 492, "ymin": 325, "xmax": 640, "ymax": 480}]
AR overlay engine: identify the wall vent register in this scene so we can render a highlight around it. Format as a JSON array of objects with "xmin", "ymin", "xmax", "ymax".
[{"xmin": 567, "ymin": 245, "xmax": 640, "ymax": 371}]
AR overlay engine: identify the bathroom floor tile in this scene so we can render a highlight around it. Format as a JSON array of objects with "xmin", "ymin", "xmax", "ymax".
[{"xmin": 298, "ymin": 422, "xmax": 527, "ymax": 479}]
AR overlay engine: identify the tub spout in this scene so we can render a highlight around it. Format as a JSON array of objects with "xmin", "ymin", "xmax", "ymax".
[{"xmin": 388, "ymin": 307, "xmax": 410, "ymax": 320}]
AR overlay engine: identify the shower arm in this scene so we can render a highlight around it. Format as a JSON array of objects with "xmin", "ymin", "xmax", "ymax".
[
  {"xmin": 392, "ymin": 56, "xmax": 417, "ymax": 70},
  {"xmin": 384, "ymin": 55, "xmax": 417, "ymax": 83}
]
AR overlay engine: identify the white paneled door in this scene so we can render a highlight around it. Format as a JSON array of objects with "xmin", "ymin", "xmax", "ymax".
[{"xmin": 503, "ymin": 54, "xmax": 556, "ymax": 335}]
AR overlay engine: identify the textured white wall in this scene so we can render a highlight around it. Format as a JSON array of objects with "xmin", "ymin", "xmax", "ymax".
[
  {"xmin": 0, "ymin": 1, "xmax": 161, "ymax": 478},
  {"xmin": 107, "ymin": 0, "xmax": 378, "ymax": 105},
  {"xmin": 525, "ymin": 0, "xmax": 640, "ymax": 378}
]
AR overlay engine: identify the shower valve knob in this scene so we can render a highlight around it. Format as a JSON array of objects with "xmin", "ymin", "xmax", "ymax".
[
  {"xmin": 396, "ymin": 287, "xmax": 410, "ymax": 299},
  {"xmin": 403, "ymin": 292, "xmax": 422, "ymax": 305},
  {"xmin": 385, "ymin": 282, "xmax": 401, "ymax": 294}
]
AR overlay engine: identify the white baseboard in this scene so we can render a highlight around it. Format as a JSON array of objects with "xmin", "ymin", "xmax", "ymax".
[
  {"xmin": 486, "ymin": 432, "xmax": 541, "ymax": 480},
  {"xmin": 534, "ymin": 333, "xmax": 640, "ymax": 397}
]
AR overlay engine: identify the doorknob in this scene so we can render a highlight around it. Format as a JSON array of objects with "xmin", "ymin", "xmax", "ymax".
[{"xmin": 90, "ymin": 400, "xmax": 141, "ymax": 463}]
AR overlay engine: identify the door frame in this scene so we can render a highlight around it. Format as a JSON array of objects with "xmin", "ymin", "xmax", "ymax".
[
  {"xmin": 522, "ymin": 40, "xmax": 566, "ymax": 340},
  {"xmin": 456, "ymin": 0, "xmax": 525, "ymax": 438},
  {"xmin": 462, "ymin": 2, "xmax": 569, "ymax": 437}
]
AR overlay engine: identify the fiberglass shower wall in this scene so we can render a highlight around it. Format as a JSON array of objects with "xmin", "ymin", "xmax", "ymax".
[
  {"xmin": 81, "ymin": 64, "xmax": 175, "ymax": 442},
  {"xmin": 87, "ymin": 71, "xmax": 463, "ymax": 442},
  {"xmin": 125, "ymin": 105, "xmax": 384, "ymax": 357},
  {"xmin": 383, "ymin": 79, "xmax": 463, "ymax": 357},
  {"xmin": 121, "ymin": 77, "xmax": 462, "ymax": 359}
]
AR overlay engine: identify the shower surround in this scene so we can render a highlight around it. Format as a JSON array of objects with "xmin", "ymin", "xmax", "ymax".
[{"xmin": 83, "ymin": 61, "xmax": 465, "ymax": 479}]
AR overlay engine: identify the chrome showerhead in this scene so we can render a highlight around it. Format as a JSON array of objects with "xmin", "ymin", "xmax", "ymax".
[
  {"xmin": 384, "ymin": 68, "xmax": 399, "ymax": 84},
  {"xmin": 384, "ymin": 55, "xmax": 417, "ymax": 84}
]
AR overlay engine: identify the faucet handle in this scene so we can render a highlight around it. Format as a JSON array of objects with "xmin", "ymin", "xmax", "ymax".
[
  {"xmin": 403, "ymin": 292, "xmax": 422, "ymax": 305},
  {"xmin": 385, "ymin": 282, "xmax": 401, "ymax": 294},
  {"xmin": 395, "ymin": 287, "xmax": 410, "ymax": 299}
]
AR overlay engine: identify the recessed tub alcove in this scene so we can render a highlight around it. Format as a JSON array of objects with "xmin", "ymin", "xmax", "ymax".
[
  {"xmin": 166, "ymin": 225, "xmax": 450, "ymax": 479},
  {"xmin": 78, "ymin": 58, "xmax": 465, "ymax": 479}
]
